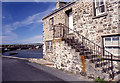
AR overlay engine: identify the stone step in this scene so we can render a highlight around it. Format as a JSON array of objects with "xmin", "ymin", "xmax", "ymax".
[
  {"xmin": 72, "ymin": 47, "xmax": 89, "ymax": 51},
  {"xmin": 108, "ymin": 70, "xmax": 120, "ymax": 79},
  {"xmin": 79, "ymin": 51, "xmax": 92, "ymax": 55},
  {"xmin": 95, "ymin": 62, "xmax": 109, "ymax": 68},
  {"xmin": 90, "ymin": 58, "xmax": 104, "ymax": 63},
  {"xmin": 69, "ymin": 36, "xmax": 75, "ymax": 40},
  {"xmin": 71, "ymin": 45, "xmax": 85, "ymax": 49},
  {"xmin": 102, "ymin": 66, "xmax": 114, "ymax": 73},
  {"xmin": 68, "ymin": 41, "xmax": 81, "ymax": 45},
  {"xmin": 69, "ymin": 39, "xmax": 79, "ymax": 43},
  {"xmin": 109, "ymin": 70, "xmax": 120, "ymax": 79},
  {"xmin": 114, "ymin": 70, "xmax": 120, "ymax": 76},
  {"xmin": 85, "ymin": 55, "xmax": 98, "ymax": 59},
  {"xmin": 62, "ymin": 43, "xmax": 71, "ymax": 50},
  {"xmin": 63, "ymin": 38, "xmax": 78, "ymax": 43},
  {"xmin": 64, "ymin": 38, "xmax": 81, "ymax": 44}
]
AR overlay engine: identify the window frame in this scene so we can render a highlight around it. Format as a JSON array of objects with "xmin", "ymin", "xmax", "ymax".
[
  {"xmin": 46, "ymin": 40, "xmax": 53, "ymax": 52},
  {"xmin": 94, "ymin": 0, "xmax": 106, "ymax": 16},
  {"xmin": 49, "ymin": 17, "xmax": 54, "ymax": 30},
  {"xmin": 102, "ymin": 35, "xmax": 120, "ymax": 56}
]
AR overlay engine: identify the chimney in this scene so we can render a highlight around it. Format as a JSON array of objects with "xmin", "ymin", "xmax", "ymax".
[{"xmin": 56, "ymin": 1, "xmax": 67, "ymax": 9}]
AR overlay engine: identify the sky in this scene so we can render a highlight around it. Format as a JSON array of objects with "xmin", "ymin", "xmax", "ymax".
[
  {"xmin": 2, "ymin": 2, "xmax": 56, "ymax": 44},
  {"xmin": 1, "ymin": 0, "xmax": 72, "ymax": 45}
]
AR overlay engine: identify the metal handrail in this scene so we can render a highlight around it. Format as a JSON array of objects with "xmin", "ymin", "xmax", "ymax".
[
  {"xmin": 53, "ymin": 23, "xmax": 114, "ymax": 57},
  {"xmin": 53, "ymin": 23, "xmax": 115, "ymax": 79}
]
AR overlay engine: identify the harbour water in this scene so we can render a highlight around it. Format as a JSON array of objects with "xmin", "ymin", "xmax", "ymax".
[{"xmin": 2, "ymin": 49, "xmax": 43, "ymax": 58}]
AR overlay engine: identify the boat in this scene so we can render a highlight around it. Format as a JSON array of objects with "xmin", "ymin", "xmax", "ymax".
[{"xmin": 9, "ymin": 52, "xmax": 18, "ymax": 55}]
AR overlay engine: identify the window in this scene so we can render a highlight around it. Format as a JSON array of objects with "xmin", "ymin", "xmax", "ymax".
[
  {"xmin": 46, "ymin": 41, "xmax": 52, "ymax": 52},
  {"xmin": 103, "ymin": 35, "xmax": 120, "ymax": 56},
  {"xmin": 50, "ymin": 17, "xmax": 54, "ymax": 30},
  {"xmin": 94, "ymin": 0, "xmax": 105, "ymax": 16}
]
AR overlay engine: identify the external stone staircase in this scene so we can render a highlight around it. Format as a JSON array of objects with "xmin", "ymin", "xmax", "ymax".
[
  {"xmin": 53, "ymin": 23, "xmax": 119, "ymax": 81},
  {"xmin": 62, "ymin": 35, "xmax": 120, "ymax": 81}
]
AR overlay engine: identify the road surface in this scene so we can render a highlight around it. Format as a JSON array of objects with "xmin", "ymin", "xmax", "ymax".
[{"xmin": 2, "ymin": 57, "xmax": 66, "ymax": 82}]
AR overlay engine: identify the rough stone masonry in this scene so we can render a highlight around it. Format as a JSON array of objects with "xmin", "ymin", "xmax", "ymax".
[{"xmin": 42, "ymin": 0, "xmax": 120, "ymax": 81}]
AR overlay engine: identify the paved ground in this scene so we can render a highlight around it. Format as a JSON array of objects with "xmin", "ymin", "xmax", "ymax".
[
  {"xmin": 28, "ymin": 61, "xmax": 91, "ymax": 81},
  {"xmin": 2, "ymin": 57, "xmax": 93, "ymax": 82},
  {"xmin": 2, "ymin": 57, "xmax": 65, "ymax": 81},
  {"xmin": 0, "ymin": 56, "xmax": 2, "ymax": 83}
]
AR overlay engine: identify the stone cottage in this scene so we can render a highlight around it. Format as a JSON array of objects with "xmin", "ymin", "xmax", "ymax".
[{"xmin": 42, "ymin": 0, "xmax": 120, "ymax": 81}]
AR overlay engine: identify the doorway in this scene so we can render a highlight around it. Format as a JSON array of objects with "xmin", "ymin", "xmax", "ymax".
[
  {"xmin": 65, "ymin": 9, "xmax": 73, "ymax": 34},
  {"xmin": 68, "ymin": 11, "xmax": 73, "ymax": 33}
]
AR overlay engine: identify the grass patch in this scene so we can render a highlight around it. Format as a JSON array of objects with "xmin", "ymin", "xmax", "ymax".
[
  {"xmin": 95, "ymin": 77, "xmax": 107, "ymax": 83},
  {"xmin": 65, "ymin": 71, "xmax": 74, "ymax": 74},
  {"xmin": 97, "ymin": 54, "xmax": 101, "ymax": 58}
]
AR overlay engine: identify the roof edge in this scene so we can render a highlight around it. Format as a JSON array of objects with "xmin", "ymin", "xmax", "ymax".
[{"xmin": 42, "ymin": 1, "xmax": 75, "ymax": 20}]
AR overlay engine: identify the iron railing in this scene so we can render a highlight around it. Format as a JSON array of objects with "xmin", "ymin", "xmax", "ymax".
[{"xmin": 53, "ymin": 23, "xmax": 115, "ymax": 79}]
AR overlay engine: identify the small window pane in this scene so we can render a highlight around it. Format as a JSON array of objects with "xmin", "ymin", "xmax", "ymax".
[
  {"xmin": 105, "ymin": 38, "xmax": 111, "ymax": 41},
  {"xmin": 46, "ymin": 42, "xmax": 49, "ymax": 45},
  {"xmin": 96, "ymin": 1, "xmax": 99, "ymax": 7},
  {"xmin": 49, "ymin": 42, "xmax": 51, "ymax": 45},
  {"xmin": 106, "ymin": 47, "xmax": 112, "ymax": 49},
  {"xmin": 100, "ymin": 0, "xmax": 104, "ymax": 5},
  {"xmin": 112, "ymin": 37, "xmax": 119, "ymax": 41},
  {"xmin": 46, "ymin": 41, "xmax": 52, "ymax": 51},
  {"xmin": 100, "ymin": 6, "xmax": 105, "ymax": 13},
  {"xmin": 113, "ymin": 47, "xmax": 119, "ymax": 49},
  {"xmin": 50, "ymin": 46, "xmax": 52, "ymax": 51},
  {"xmin": 46, "ymin": 46, "xmax": 49, "ymax": 50},
  {"xmin": 50, "ymin": 18, "xmax": 53, "ymax": 25},
  {"xmin": 96, "ymin": 8, "xmax": 100, "ymax": 15},
  {"xmin": 50, "ymin": 18, "xmax": 54, "ymax": 30}
]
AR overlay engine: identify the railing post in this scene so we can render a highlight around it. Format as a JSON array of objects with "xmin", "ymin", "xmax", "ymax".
[
  {"xmin": 63, "ymin": 26, "xmax": 65, "ymax": 38},
  {"xmin": 111, "ymin": 54, "xmax": 114, "ymax": 79},
  {"xmin": 53, "ymin": 25, "xmax": 55, "ymax": 38}
]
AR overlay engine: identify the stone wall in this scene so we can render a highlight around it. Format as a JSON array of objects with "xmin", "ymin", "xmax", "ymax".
[
  {"xmin": 51, "ymin": 38, "xmax": 114, "ymax": 81},
  {"xmin": 42, "ymin": 1, "xmax": 119, "ymax": 80},
  {"xmin": 72, "ymin": 0, "xmax": 119, "ymax": 46},
  {"xmin": 52, "ymin": 39, "xmax": 82, "ymax": 74},
  {"xmin": 43, "ymin": 0, "xmax": 119, "ymax": 59}
]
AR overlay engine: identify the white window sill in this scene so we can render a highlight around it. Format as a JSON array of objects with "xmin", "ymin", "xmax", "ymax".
[{"xmin": 92, "ymin": 13, "xmax": 108, "ymax": 19}]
